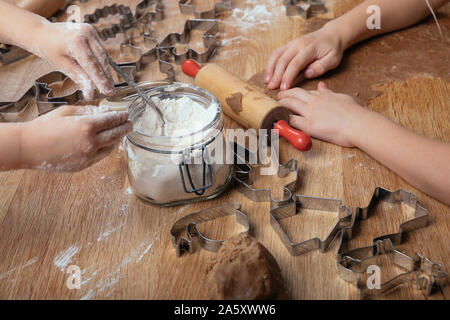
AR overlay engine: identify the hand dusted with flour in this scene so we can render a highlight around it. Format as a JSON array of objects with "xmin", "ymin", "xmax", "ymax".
[
  {"xmin": 0, "ymin": 1, "xmax": 114, "ymax": 100},
  {"xmin": 0, "ymin": 105, "xmax": 131, "ymax": 172}
]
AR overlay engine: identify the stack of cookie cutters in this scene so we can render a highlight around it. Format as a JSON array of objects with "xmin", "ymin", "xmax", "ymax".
[{"xmin": 1, "ymin": 0, "xmax": 233, "ymax": 121}]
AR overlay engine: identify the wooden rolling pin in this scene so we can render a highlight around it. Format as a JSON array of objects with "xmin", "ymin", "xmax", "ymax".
[
  {"xmin": 182, "ymin": 60, "xmax": 312, "ymax": 151},
  {"xmin": 16, "ymin": 0, "xmax": 66, "ymax": 18}
]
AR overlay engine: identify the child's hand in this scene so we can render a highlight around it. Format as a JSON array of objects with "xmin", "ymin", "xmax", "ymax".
[
  {"xmin": 20, "ymin": 105, "xmax": 132, "ymax": 171},
  {"xmin": 265, "ymin": 26, "xmax": 344, "ymax": 90},
  {"xmin": 33, "ymin": 22, "xmax": 114, "ymax": 100},
  {"xmin": 278, "ymin": 82, "xmax": 370, "ymax": 147}
]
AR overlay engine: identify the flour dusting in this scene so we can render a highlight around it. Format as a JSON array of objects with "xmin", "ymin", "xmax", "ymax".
[
  {"xmin": 53, "ymin": 245, "xmax": 80, "ymax": 271},
  {"xmin": 0, "ymin": 257, "xmax": 38, "ymax": 280}
]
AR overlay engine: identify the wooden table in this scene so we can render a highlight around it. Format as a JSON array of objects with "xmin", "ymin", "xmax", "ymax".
[{"xmin": 0, "ymin": 0, "xmax": 449, "ymax": 300}]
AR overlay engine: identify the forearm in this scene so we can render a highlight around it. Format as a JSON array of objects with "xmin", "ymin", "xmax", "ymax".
[
  {"xmin": 351, "ymin": 111, "xmax": 450, "ymax": 205},
  {"xmin": 0, "ymin": 1, "xmax": 47, "ymax": 52},
  {"xmin": 0, "ymin": 123, "xmax": 25, "ymax": 170},
  {"xmin": 325, "ymin": 0, "xmax": 449, "ymax": 49}
]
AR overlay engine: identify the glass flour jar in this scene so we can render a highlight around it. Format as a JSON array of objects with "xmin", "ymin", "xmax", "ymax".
[{"xmin": 124, "ymin": 83, "xmax": 233, "ymax": 206}]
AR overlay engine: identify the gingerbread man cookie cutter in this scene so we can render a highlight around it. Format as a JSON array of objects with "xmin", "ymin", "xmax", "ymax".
[{"xmin": 170, "ymin": 202, "xmax": 250, "ymax": 257}]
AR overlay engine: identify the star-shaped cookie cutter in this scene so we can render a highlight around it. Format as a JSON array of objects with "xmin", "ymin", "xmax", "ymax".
[
  {"xmin": 178, "ymin": 0, "xmax": 232, "ymax": 19},
  {"xmin": 284, "ymin": 0, "xmax": 326, "ymax": 18},
  {"xmin": 337, "ymin": 238, "xmax": 448, "ymax": 299},
  {"xmin": 170, "ymin": 202, "xmax": 250, "ymax": 257}
]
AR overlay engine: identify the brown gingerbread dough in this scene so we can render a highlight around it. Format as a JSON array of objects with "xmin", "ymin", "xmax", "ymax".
[
  {"xmin": 225, "ymin": 92, "xmax": 243, "ymax": 114},
  {"xmin": 207, "ymin": 232, "xmax": 288, "ymax": 300}
]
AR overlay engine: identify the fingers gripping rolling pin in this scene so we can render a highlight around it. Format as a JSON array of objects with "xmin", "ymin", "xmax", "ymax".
[{"xmin": 182, "ymin": 60, "xmax": 312, "ymax": 151}]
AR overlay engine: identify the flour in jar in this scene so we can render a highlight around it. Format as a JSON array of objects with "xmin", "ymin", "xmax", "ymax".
[
  {"xmin": 126, "ymin": 93, "xmax": 230, "ymax": 204},
  {"xmin": 134, "ymin": 96, "xmax": 218, "ymax": 136}
]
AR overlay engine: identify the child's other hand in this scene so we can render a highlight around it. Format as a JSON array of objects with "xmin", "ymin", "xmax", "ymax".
[
  {"xmin": 21, "ymin": 106, "xmax": 132, "ymax": 172},
  {"xmin": 33, "ymin": 22, "xmax": 114, "ymax": 100},
  {"xmin": 265, "ymin": 26, "xmax": 344, "ymax": 90},
  {"xmin": 278, "ymin": 82, "xmax": 370, "ymax": 147}
]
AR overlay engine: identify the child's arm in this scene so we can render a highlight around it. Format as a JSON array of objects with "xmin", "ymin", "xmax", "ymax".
[
  {"xmin": 278, "ymin": 83, "xmax": 450, "ymax": 205},
  {"xmin": 0, "ymin": 106, "xmax": 132, "ymax": 172},
  {"xmin": 0, "ymin": 0, "xmax": 114, "ymax": 99},
  {"xmin": 265, "ymin": 0, "xmax": 449, "ymax": 90}
]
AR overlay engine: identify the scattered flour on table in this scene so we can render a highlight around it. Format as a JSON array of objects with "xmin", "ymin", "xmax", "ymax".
[
  {"xmin": 53, "ymin": 245, "xmax": 80, "ymax": 271},
  {"xmin": 0, "ymin": 257, "xmax": 38, "ymax": 280},
  {"xmin": 134, "ymin": 96, "xmax": 217, "ymax": 137},
  {"xmin": 97, "ymin": 222, "xmax": 126, "ymax": 242},
  {"xmin": 222, "ymin": 1, "xmax": 284, "ymax": 33},
  {"xmin": 125, "ymin": 186, "xmax": 134, "ymax": 195}
]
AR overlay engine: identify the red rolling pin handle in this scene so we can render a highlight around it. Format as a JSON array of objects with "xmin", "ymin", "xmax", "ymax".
[
  {"xmin": 182, "ymin": 59, "xmax": 201, "ymax": 78},
  {"xmin": 273, "ymin": 120, "xmax": 312, "ymax": 151},
  {"xmin": 182, "ymin": 60, "xmax": 312, "ymax": 152}
]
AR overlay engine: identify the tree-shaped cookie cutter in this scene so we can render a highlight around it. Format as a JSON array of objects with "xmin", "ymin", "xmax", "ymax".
[
  {"xmin": 231, "ymin": 135, "xmax": 299, "ymax": 209},
  {"xmin": 337, "ymin": 238, "xmax": 448, "ymax": 299},
  {"xmin": 178, "ymin": 0, "xmax": 232, "ymax": 19},
  {"xmin": 170, "ymin": 202, "xmax": 250, "ymax": 257},
  {"xmin": 269, "ymin": 195, "xmax": 354, "ymax": 256}
]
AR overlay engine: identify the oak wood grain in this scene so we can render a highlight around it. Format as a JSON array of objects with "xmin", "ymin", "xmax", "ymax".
[{"xmin": 0, "ymin": 0, "xmax": 448, "ymax": 300}]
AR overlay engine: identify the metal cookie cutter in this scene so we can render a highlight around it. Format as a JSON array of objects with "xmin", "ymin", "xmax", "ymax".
[
  {"xmin": 170, "ymin": 202, "xmax": 250, "ymax": 257},
  {"xmin": 83, "ymin": 4, "xmax": 134, "ymax": 41},
  {"xmin": 337, "ymin": 238, "xmax": 448, "ymax": 299},
  {"xmin": 0, "ymin": 44, "xmax": 30, "ymax": 66},
  {"xmin": 34, "ymin": 66, "xmax": 137, "ymax": 115},
  {"xmin": 337, "ymin": 187, "xmax": 429, "ymax": 258},
  {"xmin": 117, "ymin": 14, "xmax": 176, "ymax": 81},
  {"xmin": 231, "ymin": 134, "xmax": 299, "ymax": 209},
  {"xmin": 135, "ymin": 0, "xmax": 164, "ymax": 20},
  {"xmin": 159, "ymin": 19, "xmax": 219, "ymax": 65},
  {"xmin": 270, "ymin": 195, "xmax": 354, "ymax": 256},
  {"xmin": 178, "ymin": 0, "xmax": 232, "ymax": 19},
  {"xmin": 284, "ymin": 0, "xmax": 326, "ymax": 18},
  {"xmin": 336, "ymin": 187, "xmax": 433, "ymax": 298},
  {"xmin": 0, "ymin": 86, "xmax": 35, "ymax": 122},
  {"xmin": 35, "ymin": 71, "xmax": 84, "ymax": 115}
]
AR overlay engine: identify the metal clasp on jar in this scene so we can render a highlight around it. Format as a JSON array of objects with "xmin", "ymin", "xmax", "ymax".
[{"xmin": 178, "ymin": 144, "xmax": 213, "ymax": 196}]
